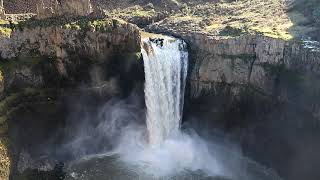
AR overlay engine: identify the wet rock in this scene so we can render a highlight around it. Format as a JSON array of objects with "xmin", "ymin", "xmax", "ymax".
[
  {"xmin": 149, "ymin": 38, "xmax": 164, "ymax": 47},
  {"xmin": 17, "ymin": 150, "xmax": 57, "ymax": 173}
]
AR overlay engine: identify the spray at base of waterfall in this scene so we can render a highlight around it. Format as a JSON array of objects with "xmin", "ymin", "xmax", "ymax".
[
  {"xmin": 112, "ymin": 124, "xmax": 247, "ymax": 179},
  {"xmin": 60, "ymin": 92, "xmax": 281, "ymax": 180}
]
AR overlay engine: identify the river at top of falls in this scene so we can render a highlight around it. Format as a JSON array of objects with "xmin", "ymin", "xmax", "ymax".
[{"xmin": 141, "ymin": 36, "xmax": 188, "ymax": 145}]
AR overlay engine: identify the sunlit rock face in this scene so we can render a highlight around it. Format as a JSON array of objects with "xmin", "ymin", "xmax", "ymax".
[
  {"xmin": 148, "ymin": 23, "xmax": 320, "ymax": 118},
  {"xmin": 148, "ymin": 24, "xmax": 320, "ymax": 119},
  {"xmin": 36, "ymin": 0, "xmax": 94, "ymax": 19},
  {"xmin": 0, "ymin": 17, "xmax": 142, "ymax": 98},
  {"xmin": 0, "ymin": 18, "xmax": 140, "ymax": 61},
  {"xmin": 186, "ymin": 34, "xmax": 320, "ymax": 117},
  {"xmin": 2, "ymin": 20, "xmax": 140, "ymax": 59},
  {"xmin": 146, "ymin": 23, "xmax": 320, "ymax": 103},
  {"xmin": 58, "ymin": 0, "xmax": 93, "ymax": 16},
  {"xmin": 0, "ymin": 0, "xmax": 4, "ymax": 17}
]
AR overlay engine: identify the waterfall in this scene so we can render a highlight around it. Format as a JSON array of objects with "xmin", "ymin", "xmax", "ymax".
[{"xmin": 141, "ymin": 36, "xmax": 188, "ymax": 145}]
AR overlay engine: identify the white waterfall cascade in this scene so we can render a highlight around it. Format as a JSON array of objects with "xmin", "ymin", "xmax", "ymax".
[{"xmin": 141, "ymin": 36, "xmax": 188, "ymax": 145}]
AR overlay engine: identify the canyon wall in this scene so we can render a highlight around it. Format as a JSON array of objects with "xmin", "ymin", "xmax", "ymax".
[
  {"xmin": 148, "ymin": 21, "xmax": 320, "ymax": 120},
  {"xmin": 147, "ymin": 27, "xmax": 320, "ymax": 180},
  {"xmin": 0, "ymin": 18, "xmax": 142, "ymax": 180},
  {"xmin": 0, "ymin": 18, "xmax": 141, "ymax": 95},
  {"xmin": 36, "ymin": 0, "xmax": 96, "ymax": 19},
  {"xmin": 1, "ymin": 19, "xmax": 140, "ymax": 58},
  {"xmin": 186, "ymin": 34, "xmax": 320, "ymax": 118},
  {"xmin": 3, "ymin": 0, "xmax": 37, "ymax": 14}
]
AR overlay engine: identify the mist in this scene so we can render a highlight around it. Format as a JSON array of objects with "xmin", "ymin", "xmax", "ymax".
[{"xmin": 48, "ymin": 89, "xmax": 279, "ymax": 180}]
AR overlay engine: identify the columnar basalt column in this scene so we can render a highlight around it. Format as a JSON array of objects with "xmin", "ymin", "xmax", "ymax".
[
  {"xmin": 36, "ymin": 0, "xmax": 57, "ymax": 19},
  {"xmin": 0, "ymin": 0, "xmax": 4, "ymax": 18},
  {"xmin": 58, "ymin": 0, "xmax": 93, "ymax": 16},
  {"xmin": 36, "ymin": 0, "xmax": 95, "ymax": 19}
]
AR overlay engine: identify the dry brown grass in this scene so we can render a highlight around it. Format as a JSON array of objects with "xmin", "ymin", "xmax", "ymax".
[
  {"xmin": 178, "ymin": 0, "xmax": 309, "ymax": 39},
  {"xmin": 107, "ymin": 0, "xmax": 319, "ymax": 40}
]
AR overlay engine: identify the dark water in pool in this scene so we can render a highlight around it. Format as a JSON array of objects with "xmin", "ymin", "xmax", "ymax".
[{"xmin": 65, "ymin": 154, "xmax": 282, "ymax": 180}]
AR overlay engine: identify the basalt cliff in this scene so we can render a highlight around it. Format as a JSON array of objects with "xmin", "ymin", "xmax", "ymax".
[{"xmin": 0, "ymin": 0, "xmax": 319, "ymax": 180}]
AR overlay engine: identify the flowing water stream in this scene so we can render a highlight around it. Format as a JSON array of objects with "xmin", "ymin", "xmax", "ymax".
[{"xmin": 141, "ymin": 37, "xmax": 188, "ymax": 144}]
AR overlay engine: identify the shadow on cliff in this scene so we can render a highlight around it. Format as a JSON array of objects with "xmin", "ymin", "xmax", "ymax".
[
  {"xmin": 285, "ymin": 0, "xmax": 320, "ymax": 40},
  {"xmin": 3, "ymin": 48, "xmax": 145, "ymax": 179},
  {"xmin": 184, "ymin": 81, "xmax": 320, "ymax": 180}
]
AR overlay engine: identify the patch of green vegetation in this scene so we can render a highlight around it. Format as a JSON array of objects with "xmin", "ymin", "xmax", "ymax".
[
  {"xmin": 249, "ymin": 27, "xmax": 293, "ymax": 40},
  {"xmin": 219, "ymin": 25, "xmax": 245, "ymax": 37},
  {"xmin": 135, "ymin": 52, "xmax": 142, "ymax": 61},
  {"xmin": 0, "ymin": 87, "xmax": 59, "ymax": 179},
  {"xmin": 0, "ymin": 57, "xmax": 43, "ymax": 72},
  {"xmin": 0, "ymin": 20, "xmax": 12, "ymax": 37},
  {"xmin": 0, "ymin": 27, "xmax": 12, "ymax": 37},
  {"xmin": 17, "ymin": 16, "xmax": 123, "ymax": 33},
  {"xmin": 262, "ymin": 63, "xmax": 304, "ymax": 85},
  {"xmin": 131, "ymin": 9, "xmax": 155, "ymax": 17},
  {"xmin": 218, "ymin": 23, "xmax": 293, "ymax": 40},
  {"xmin": 0, "ymin": 88, "xmax": 58, "ymax": 128},
  {"xmin": 112, "ymin": 5, "xmax": 157, "ymax": 18},
  {"xmin": 0, "ymin": 20, "xmax": 9, "ymax": 25},
  {"xmin": 0, "ymin": 93, "xmax": 19, "ymax": 116},
  {"xmin": 221, "ymin": 54, "xmax": 256, "ymax": 64}
]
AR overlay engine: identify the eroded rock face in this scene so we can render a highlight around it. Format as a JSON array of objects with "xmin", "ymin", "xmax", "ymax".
[
  {"xmin": 187, "ymin": 35, "xmax": 318, "ymax": 94},
  {"xmin": 36, "ymin": 0, "xmax": 95, "ymax": 19},
  {"xmin": 0, "ymin": 0, "xmax": 4, "ymax": 18},
  {"xmin": 185, "ymin": 34, "xmax": 320, "ymax": 117},
  {"xmin": 0, "ymin": 18, "xmax": 140, "ymax": 61},
  {"xmin": 0, "ymin": 17, "xmax": 143, "ymax": 179},
  {"xmin": 154, "ymin": 28, "xmax": 320, "ymax": 180},
  {"xmin": 148, "ymin": 21, "xmax": 320, "ymax": 120},
  {"xmin": 0, "ymin": 18, "xmax": 141, "ymax": 97},
  {"xmin": 4, "ymin": 19, "xmax": 139, "ymax": 59},
  {"xmin": 59, "ymin": 0, "xmax": 93, "ymax": 16},
  {"xmin": 4, "ymin": 0, "xmax": 37, "ymax": 14}
]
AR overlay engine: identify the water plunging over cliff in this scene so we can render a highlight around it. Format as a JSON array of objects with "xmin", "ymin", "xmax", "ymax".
[
  {"xmin": 141, "ymin": 37, "xmax": 188, "ymax": 145},
  {"xmin": 64, "ymin": 35, "xmax": 283, "ymax": 180}
]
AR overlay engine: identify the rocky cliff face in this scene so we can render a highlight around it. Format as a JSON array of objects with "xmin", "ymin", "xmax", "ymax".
[
  {"xmin": 0, "ymin": 17, "xmax": 143, "ymax": 180},
  {"xmin": 1, "ymin": 18, "xmax": 140, "ymax": 59},
  {"xmin": 0, "ymin": 0, "xmax": 4, "ymax": 18},
  {"xmin": 186, "ymin": 34, "xmax": 320, "ymax": 95},
  {"xmin": 147, "ymin": 24, "xmax": 320, "ymax": 180},
  {"xmin": 185, "ymin": 34, "xmax": 320, "ymax": 117},
  {"xmin": 147, "ymin": 25, "xmax": 320, "ymax": 180},
  {"xmin": 36, "ymin": 0, "xmax": 95, "ymax": 19},
  {"xmin": 3, "ymin": 0, "xmax": 37, "ymax": 14},
  {"xmin": 147, "ymin": 23, "xmax": 320, "ymax": 119},
  {"xmin": 0, "ymin": 17, "xmax": 141, "ymax": 94}
]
